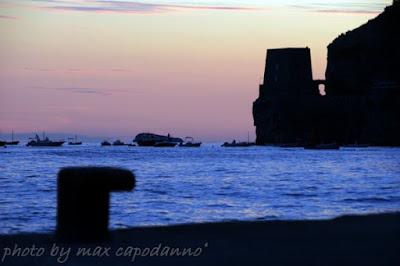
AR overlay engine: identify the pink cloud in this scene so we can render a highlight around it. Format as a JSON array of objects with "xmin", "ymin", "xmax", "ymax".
[
  {"xmin": 0, "ymin": 15, "xmax": 18, "ymax": 20},
  {"xmin": 35, "ymin": 0, "xmax": 262, "ymax": 14},
  {"xmin": 290, "ymin": 2, "xmax": 385, "ymax": 15},
  {"xmin": 315, "ymin": 9, "xmax": 379, "ymax": 15}
]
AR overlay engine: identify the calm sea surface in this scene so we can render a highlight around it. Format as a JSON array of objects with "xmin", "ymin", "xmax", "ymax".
[{"xmin": 0, "ymin": 143, "xmax": 399, "ymax": 234}]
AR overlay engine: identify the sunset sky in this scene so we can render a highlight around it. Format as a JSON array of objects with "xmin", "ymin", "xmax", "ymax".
[{"xmin": 0, "ymin": 0, "xmax": 391, "ymax": 141}]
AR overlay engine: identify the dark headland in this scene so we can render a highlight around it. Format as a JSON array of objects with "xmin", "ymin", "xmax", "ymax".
[{"xmin": 253, "ymin": 1, "xmax": 400, "ymax": 146}]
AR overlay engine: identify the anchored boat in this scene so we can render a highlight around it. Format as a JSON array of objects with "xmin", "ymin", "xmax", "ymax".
[
  {"xmin": 154, "ymin": 141, "xmax": 177, "ymax": 147},
  {"xmin": 68, "ymin": 135, "xmax": 82, "ymax": 145},
  {"xmin": 5, "ymin": 130, "xmax": 19, "ymax": 145},
  {"xmin": 134, "ymin": 133, "xmax": 183, "ymax": 147},
  {"xmin": 221, "ymin": 136, "xmax": 256, "ymax": 147},
  {"xmin": 101, "ymin": 140, "xmax": 111, "ymax": 146},
  {"xmin": 27, "ymin": 134, "xmax": 65, "ymax": 147},
  {"xmin": 222, "ymin": 132, "xmax": 255, "ymax": 147},
  {"xmin": 222, "ymin": 140, "xmax": 252, "ymax": 147},
  {"xmin": 179, "ymin": 137, "xmax": 201, "ymax": 147},
  {"xmin": 113, "ymin": 140, "xmax": 125, "ymax": 146}
]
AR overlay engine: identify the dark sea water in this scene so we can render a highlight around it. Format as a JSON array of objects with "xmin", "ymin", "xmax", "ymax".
[{"xmin": 0, "ymin": 144, "xmax": 399, "ymax": 234}]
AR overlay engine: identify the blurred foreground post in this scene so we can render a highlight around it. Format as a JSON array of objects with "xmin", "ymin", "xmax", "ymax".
[{"xmin": 56, "ymin": 167, "xmax": 135, "ymax": 242}]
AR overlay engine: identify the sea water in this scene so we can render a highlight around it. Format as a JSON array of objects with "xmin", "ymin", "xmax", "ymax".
[{"xmin": 0, "ymin": 143, "xmax": 399, "ymax": 234}]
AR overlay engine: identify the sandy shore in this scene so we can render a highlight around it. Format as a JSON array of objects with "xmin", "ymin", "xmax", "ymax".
[{"xmin": 0, "ymin": 212, "xmax": 399, "ymax": 265}]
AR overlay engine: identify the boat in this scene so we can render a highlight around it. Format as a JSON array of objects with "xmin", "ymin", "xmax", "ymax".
[
  {"xmin": 26, "ymin": 134, "xmax": 65, "ymax": 147},
  {"xmin": 154, "ymin": 141, "xmax": 177, "ymax": 147},
  {"xmin": 101, "ymin": 141, "xmax": 111, "ymax": 146},
  {"xmin": 0, "ymin": 141, "xmax": 6, "ymax": 147},
  {"xmin": 127, "ymin": 143, "xmax": 137, "ymax": 147},
  {"xmin": 6, "ymin": 140, "xmax": 19, "ymax": 145},
  {"xmin": 68, "ymin": 135, "xmax": 82, "ymax": 145},
  {"xmin": 221, "ymin": 140, "xmax": 252, "ymax": 147},
  {"xmin": 134, "ymin": 133, "xmax": 183, "ymax": 147},
  {"xmin": 304, "ymin": 143, "xmax": 340, "ymax": 150},
  {"xmin": 5, "ymin": 130, "xmax": 19, "ymax": 145},
  {"xmin": 179, "ymin": 137, "xmax": 201, "ymax": 147},
  {"xmin": 113, "ymin": 140, "xmax": 125, "ymax": 146},
  {"xmin": 222, "ymin": 132, "xmax": 256, "ymax": 147}
]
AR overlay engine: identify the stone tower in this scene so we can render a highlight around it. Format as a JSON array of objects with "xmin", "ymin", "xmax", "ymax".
[{"xmin": 259, "ymin": 47, "xmax": 318, "ymax": 99}]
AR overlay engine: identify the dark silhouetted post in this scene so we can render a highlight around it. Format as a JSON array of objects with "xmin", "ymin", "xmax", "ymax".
[{"xmin": 56, "ymin": 167, "xmax": 135, "ymax": 242}]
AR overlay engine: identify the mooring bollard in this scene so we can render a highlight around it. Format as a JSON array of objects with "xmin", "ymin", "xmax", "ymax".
[{"xmin": 56, "ymin": 167, "xmax": 135, "ymax": 242}]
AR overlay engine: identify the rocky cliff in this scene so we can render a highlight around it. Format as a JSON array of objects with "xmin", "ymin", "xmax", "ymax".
[
  {"xmin": 326, "ymin": 1, "xmax": 400, "ymax": 96},
  {"xmin": 253, "ymin": 1, "xmax": 400, "ymax": 146}
]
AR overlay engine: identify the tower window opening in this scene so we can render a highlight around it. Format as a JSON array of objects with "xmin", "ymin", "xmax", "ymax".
[{"xmin": 319, "ymin": 84, "xmax": 326, "ymax": 96}]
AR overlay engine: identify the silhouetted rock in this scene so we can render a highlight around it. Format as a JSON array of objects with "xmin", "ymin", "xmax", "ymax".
[
  {"xmin": 253, "ymin": 1, "xmax": 400, "ymax": 146},
  {"xmin": 326, "ymin": 2, "xmax": 400, "ymax": 96},
  {"xmin": 56, "ymin": 167, "xmax": 135, "ymax": 242}
]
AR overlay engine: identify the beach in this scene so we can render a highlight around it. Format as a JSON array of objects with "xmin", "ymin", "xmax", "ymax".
[{"xmin": 1, "ymin": 212, "xmax": 399, "ymax": 265}]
